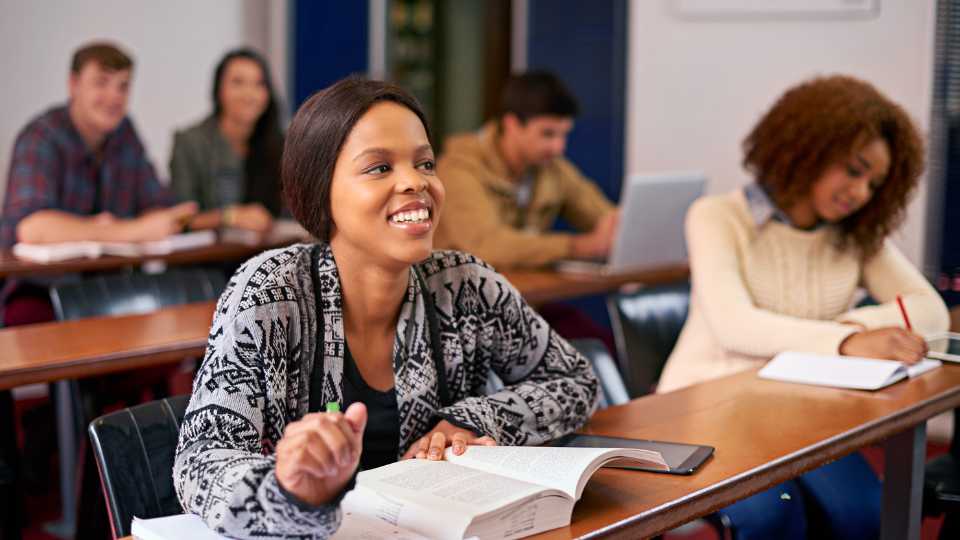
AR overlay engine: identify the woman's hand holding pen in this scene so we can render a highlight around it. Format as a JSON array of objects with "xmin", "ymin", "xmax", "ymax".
[
  {"xmin": 401, "ymin": 420, "xmax": 496, "ymax": 461},
  {"xmin": 275, "ymin": 402, "xmax": 367, "ymax": 506},
  {"xmin": 839, "ymin": 327, "xmax": 928, "ymax": 364}
]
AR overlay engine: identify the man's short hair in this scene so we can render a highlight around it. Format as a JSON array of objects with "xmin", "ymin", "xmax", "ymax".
[
  {"xmin": 71, "ymin": 42, "xmax": 133, "ymax": 74},
  {"xmin": 501, "ymin": 71, "xmax": 579, "ymax": 123}
]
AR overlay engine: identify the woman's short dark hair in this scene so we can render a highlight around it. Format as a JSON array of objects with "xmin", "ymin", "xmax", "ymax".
[
  {"xmin": 501, "ymin": 71, "xmax": 579, "ymax": 123},
  {"xmin": 283, "ymin": 77, "xmax": 431, "ymax": 241},
  {"xmin": 743, "ymin": 75, "xmax": 925, "ymax": 258},
  {"xmin": 212, "ymin": 48, "xmax": 285, "ymax": 215}
]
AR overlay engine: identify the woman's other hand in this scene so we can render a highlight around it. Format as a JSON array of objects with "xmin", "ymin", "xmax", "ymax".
[
  {"xmin": 401, "ymin": 420, "xmax": 495, "ymax": 460},
  {"xmin": 275, "ymin": 402, "xmax": 367, "ymax": 506}
]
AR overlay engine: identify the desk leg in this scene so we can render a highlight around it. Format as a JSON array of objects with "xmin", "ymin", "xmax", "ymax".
[
  {"xmin": 881, "ymin": 423, "xmax": 925, "ymax": 540},
  {"xmin": 45, "ymin": 381, "xmax": 77, "ymax": 538}
]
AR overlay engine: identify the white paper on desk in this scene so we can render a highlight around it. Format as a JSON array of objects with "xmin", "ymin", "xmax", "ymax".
[
  {"xmin": 758, "ymin": 351, "xmax": 942, "ymax": 391},
  {"xmin": 130, "ymin": 510, "xmax": 447, "ymax": 540},
  {"xmin": 12, "ymin": 231, "xmax": 216, "ymax": 263},
  {"xmin": 131, "ymin": 514, "xmax": 223, "ymax": 540}
]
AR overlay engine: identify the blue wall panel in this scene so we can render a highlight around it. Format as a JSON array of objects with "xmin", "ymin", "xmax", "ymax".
[
  {"xmin": 527, "ymin": 0, "xmax": 629, "ymax": 333},
  {"xmin": 527, "ymin": 0, "xmax": 627, "ymax": 203},
  {"xmin": 293, "ymin": 1, "xmax": 369, "ymax": 110}
]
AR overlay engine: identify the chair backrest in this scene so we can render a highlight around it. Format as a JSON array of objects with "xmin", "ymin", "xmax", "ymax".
[
  {"xmin": 50, "ymin": 267, "xmax": 226, "ymax": 321},
  {"xmin": 569, "ymin": 338, "xmax": 630, "ymax": 408},
  {"xmin": 88, "ymin": 394, "xmax": 190, "ymax": 538},
  {"xmin": 606, "ymin": 281, "xmax": 691, "ymax": 397}
]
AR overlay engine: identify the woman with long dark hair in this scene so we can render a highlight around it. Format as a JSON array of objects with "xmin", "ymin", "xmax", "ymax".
[{"xmin": 170, "ymin": 48, "xmax": 284, "ymax": 231}]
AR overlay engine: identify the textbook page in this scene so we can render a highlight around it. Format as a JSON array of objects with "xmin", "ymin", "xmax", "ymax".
[
  {"xmin": 355, "ymin": 458, "xmax": 552, "ymax": 540},
  {"xmin": 446, "ymin": 445, "xmax": 666, "ymax": 500},
  {"xmin": 339, "ymin": 485, "xmax": 472, "ymax": 540}
]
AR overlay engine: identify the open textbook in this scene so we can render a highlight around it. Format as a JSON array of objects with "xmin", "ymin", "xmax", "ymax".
[
  {"xmin": 131, "ymin": 445, "xmax": 667, "ymax": 540},
  {"xmin": 12, "ymin": 230, "xmax": 216, "ymax": 263},
  {"xmin": 758, "ymin": 351, "xmax": 942, "ymax": 391}
]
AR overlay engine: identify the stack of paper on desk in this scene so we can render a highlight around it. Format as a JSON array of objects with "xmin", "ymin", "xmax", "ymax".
[
  {"xmin": 758, "ymin": 351, "xmax": 941, "ymax": 391},
  {"xmin": 12, "ymin": 230, "xmax": 216, "ymax": 263}
]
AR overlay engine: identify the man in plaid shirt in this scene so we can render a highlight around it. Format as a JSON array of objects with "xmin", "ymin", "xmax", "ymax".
[
  {"xmin": 0, "ymin": 41, "xmax": 198, "ymax": 325},
  {"xmin": 0, "ymin": 42, "xmax": 200, "ymax": 538},
  {"xmin": 1, "ymin": 41, "xmax": 197, "ymax": 252}
]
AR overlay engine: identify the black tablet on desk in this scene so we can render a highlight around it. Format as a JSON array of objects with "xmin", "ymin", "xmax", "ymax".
[{"xmin": 550, "ymin": 433, "xmax": 714, "ymax": 475}]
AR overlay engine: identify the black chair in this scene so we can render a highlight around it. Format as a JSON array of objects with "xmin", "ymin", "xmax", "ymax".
[
  {"xmin": 569, "ymin": 338, "xmax": 630, "ymax": 408},
  {"xmin": 88, "ymin": 395, "xmax": 189, "ymax": 538},
  {"xmin": 50, "ymin": 267, "xmax": 226, "ymax": 320},
  {"xmin": 48, "ymin": 267, "xmax": 225, "ymax": 537},
  {"xmin": 603, "ymin": 284, "xmax": 733, "ymax": 539},
  {"xmin": 606, "ymin": 282, "xmax": 690, "ymax": 397}
]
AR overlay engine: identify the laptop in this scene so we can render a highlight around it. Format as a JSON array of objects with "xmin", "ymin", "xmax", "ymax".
[{"xmin": 555, "ymin": 171, "xmax": 707, "ymax": 275}]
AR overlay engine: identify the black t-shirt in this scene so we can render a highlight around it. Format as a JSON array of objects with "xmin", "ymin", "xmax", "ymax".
[{"xmin": 309, "ymin": 341, "xmax": 400, "ymax": 471}]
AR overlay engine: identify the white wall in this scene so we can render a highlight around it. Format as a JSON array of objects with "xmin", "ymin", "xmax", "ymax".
[
  {"xmin": 0, "ymin": 0, "xmax": 288, "ymax": 200},
  {"xmin": 626, "ymin": 1, "xmax": 937, "ymax": 268}
]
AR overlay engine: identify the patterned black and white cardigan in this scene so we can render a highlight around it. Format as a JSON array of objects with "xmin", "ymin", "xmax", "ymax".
[{"xmin": 173, "ymin": 243, "xmax": 599, "ymax": 539}]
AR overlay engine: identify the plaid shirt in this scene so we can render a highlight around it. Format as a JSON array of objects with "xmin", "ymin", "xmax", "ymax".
[{"xmin": 1, "ymin": 105, "xmax": 174, "ymax": 248}]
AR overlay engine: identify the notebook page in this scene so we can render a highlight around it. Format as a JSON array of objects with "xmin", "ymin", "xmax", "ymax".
[
  {"xmin": 758, "ymin": 351, "xmax": 904, "ymax": 390},
  {"xmin": 905, "ymin": 358, "xmax": 942, "ymax": 379}
]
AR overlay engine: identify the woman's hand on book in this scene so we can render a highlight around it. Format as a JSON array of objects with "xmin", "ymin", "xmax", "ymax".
[
  {"xmin": 275, "ymin": 402, "xmax": 367, "ymax": 506},
  {"xmin": 402, "ymin": 420, "xmax": 495, "ymax": 460},
  {"xmin": 838, "ymin": 327, "xmax": 928, "ymax": 364}
]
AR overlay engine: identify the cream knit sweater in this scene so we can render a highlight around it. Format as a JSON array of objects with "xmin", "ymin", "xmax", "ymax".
[{"xmin": 657, "ymin": 189, "xmax": 950, "ymax": 393}]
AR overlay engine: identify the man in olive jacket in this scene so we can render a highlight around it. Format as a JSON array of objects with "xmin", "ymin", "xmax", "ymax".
[{"xmin": 435, "ymin": 71, "xmax": 618, "ymax": 269}]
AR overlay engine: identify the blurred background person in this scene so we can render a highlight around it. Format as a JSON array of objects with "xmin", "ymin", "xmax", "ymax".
[{"xmin": 170, "ymin": 48, "xmax": 284, "ymax": 233}]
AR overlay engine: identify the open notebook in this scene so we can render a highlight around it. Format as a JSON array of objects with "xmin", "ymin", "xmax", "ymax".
[
  {"xmin": 758, "ymin": 351, "xmax": 941, "ymax": 391},
  {"xmin": 12, "ymin": 230, "xmax": 216, "ymax": 263}
]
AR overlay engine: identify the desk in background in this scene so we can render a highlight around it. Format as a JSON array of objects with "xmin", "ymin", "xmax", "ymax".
[
  {"xmin": 0, "ymin": 238, "xmax": 301, "ymax": 279},
  {"xmin": 506, "ymin": 264, "xmax": 688, "ymax": 305},
  {"xmin": 0, "ymin": 264, "xmax": 688, "ymax": 389}
]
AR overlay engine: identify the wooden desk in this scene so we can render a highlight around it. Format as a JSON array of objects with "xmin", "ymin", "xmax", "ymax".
[
  {"xmin": 0, "ymin": 301, "xmax": 213, "ymax": 390},
  {"xmin": 0, "ymin": 240, "xmax": 294, "ymax": 279},
  {"xmin": 117, "ymin": 366, "xmax": 960, "ymax": 540},
  {"xmin": 503, "ymin": 264, "xmax": 688, "ymax": 305},
  {"xmin": 0, "ymin": 264, "xmax": 688, "ymax": 390},
  {"xmin": 529, "ymin": 366, "xmax": 960, "ymax": 539}
]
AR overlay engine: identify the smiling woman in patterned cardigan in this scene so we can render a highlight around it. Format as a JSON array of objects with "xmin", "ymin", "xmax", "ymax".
[{"xmin": 172, "ymin": 77, "xmax": 599, "ymax": 539}]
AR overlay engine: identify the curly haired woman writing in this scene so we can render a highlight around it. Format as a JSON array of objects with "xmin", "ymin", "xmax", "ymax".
[{"xmin": 659, "ymin": 75, "xmax": 949, "ymax": 539}]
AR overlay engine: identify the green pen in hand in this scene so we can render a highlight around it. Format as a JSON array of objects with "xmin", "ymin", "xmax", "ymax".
[{"xmin": 325, "ymin": 402, "xmax": 340, "ymax": 413}]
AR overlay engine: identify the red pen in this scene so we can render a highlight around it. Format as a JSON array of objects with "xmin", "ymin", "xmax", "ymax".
[{"xmin": 896, "ymin": 294, "xmax": 913, "ymax": 331}]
